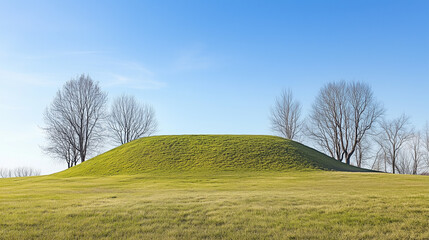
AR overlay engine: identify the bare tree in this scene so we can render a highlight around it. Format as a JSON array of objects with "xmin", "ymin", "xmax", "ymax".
[
  {"xmin": 354, "ymin": 136, "xmax": 373, "ymax": 168},
  {"xmin": 396, "ymin": 152, "xmax": 412, "ymax": 174},
  {"xmin": 13, "ymin": 167, "xmax": 41, "ymax": 177},
  {"xmin": 409, "ymin": 131, "xmax": 424, "ymax": 175},
  {"xmin": 42, "ymin": 74, "xmax": 108, "ymax": 167},
  {"xmin": 270, "ymin": 89, "xmax": 303, "ymax": 140},
  {"xmin": 424, "ymin": 123, "xmax": 429, "ymax": 169},
  {"xmin": 372, "ymin": 146, "xmax": 388, "ymax": 172},
  {"xmin": 0, "ymin": 168, "xmax": 12, "ymax": 178},
  {"xmin": 0, "ymin": 167, "xmax": 41, "ymax": 178},
  {"xmin": 307, "ymin": 81, "xmax": 384, "ymax": 164},
  {"xmin": 381, "ymin": 130, "xmax": 425, "ymax": 175},
  {"xmin": 108, "ymin": 95, "xmax": 157, "ymax": 145},
  {"xmin": 376, "ymin": 115, "xmax": 412, "ymax": 174},
  {"xmin": 43, "ymin": 112, "xmax": 79, "ymax": 168}
]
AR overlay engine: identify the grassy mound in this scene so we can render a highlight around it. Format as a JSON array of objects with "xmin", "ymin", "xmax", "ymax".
[{"xmin": 55, "ymin": 135, "xmax": 370, "ymax": 177}]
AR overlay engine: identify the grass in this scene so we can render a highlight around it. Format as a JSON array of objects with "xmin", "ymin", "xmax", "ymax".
[
  {"xmin": 1, "ymin": 135, "xmax": 426, "ymax": 239},
  {"xmin": 1, "ymin": 171, "xmax": 428, "ymax": 239},
  {"xmin": 55, "ymin": 135, "xmax": 370, "ymax": 177}
]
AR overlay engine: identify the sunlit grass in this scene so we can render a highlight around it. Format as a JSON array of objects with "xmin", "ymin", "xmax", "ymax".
[
  {"xmin": 1, "ymin": 171, "xmax": 428, "ymax": 239},
  {"xmin": 55, "ymin": 135, "xmax": 369, "ymax": 177}
]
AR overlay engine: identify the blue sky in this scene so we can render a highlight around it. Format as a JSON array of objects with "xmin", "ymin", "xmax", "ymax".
[{"xmin": 0, "ymin": 0, "xmax": 428, "ymax": 174}]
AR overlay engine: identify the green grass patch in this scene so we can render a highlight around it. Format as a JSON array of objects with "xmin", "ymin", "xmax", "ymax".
[
  {"xmin": 1, "ymin": 171, "xmax": 428, "ymax": 239},
  {"xmin": 55, "ymin": 135, "xmax": 370, "ymax": 177},
  {"xmin": 2, "ymin": 135, "xmax": 421, "ymax": 239}
]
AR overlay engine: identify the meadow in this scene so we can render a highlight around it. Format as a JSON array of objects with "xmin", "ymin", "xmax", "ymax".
[
  {"xmin": 1, "ymin": 171, "xmax": 428, "ymax": 239},
  {"xmin": 1, "ymin": 135, "xmax": 428, "ymax": 239}
]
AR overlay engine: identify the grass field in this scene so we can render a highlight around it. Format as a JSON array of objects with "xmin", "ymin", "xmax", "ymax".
[
  {"xmin": 1, "ymin": 171, "xmax": 429, "ymax": 239},
  {"xmin": 1, "ymin": 135, "xmax": 428, "ymax": 239}
]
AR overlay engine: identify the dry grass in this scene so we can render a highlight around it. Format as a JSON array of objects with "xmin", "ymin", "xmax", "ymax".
[{"xmin": 1, "ymin": 171, "xmax": 428, "ymax": 239}]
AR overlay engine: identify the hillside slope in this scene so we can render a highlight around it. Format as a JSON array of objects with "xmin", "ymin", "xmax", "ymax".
[{"xmin": 55, "ymin": 135, "xmax": 371, "ymax": 176}]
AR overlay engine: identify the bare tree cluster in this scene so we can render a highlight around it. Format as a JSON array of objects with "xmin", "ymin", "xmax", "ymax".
[
  {"xmin": 270, "ymin": 80, "xmax": 429, "ymax": 174},
  {"xmin": 108, "ymin": 95, "xmax": 157, "ymax": 145},
  {"xmin": 42, "ymin": 74, "xmax": 158, "ymax": 169},
  {"xmin": 373, "ymin": 120, "xmax": 429, "ymax": 175},
  {"xmin": 0, "ymin": 167, "xmax": 41, "ymax": 178},
  {"xmin": 270, "ymin": 89, "xmax": 302, "ymax": 140},
  {"xmin": 307, "ymin": 81, "xmax": 384, "ymax": 164},
  {"xmin": 374, "ymin": 115, "xmax": 412, "ymax": 174}
]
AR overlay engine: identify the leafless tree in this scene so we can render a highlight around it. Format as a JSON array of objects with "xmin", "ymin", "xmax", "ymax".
[
  {"xmin": 13, "ymin": 167, "xmax": 41, "ymax": 177},
  {"xmin": 354, "ymin": 136, "xmax": 373, "ymax": 168},
  {"xmin": 43, "ymin": 112, "xmax": 79, "ymax": 168},
  {"xmin": 424, "ymin": 123, "xmax": 429, "ymax": 169},
  {"xmin": 408, "ymin": 131, "xmax": 424, "ymax": 175},
  {"xmin": 42, "ymin": 74, "xmax": 108, "ymax": 167},
  {"xmin": 270, "ymin": 89, "xmax": 303, "ymax": 140},
  {"xmin": 376, "ymin": 115, "xmax": 412, "ymax": 174},
  {"xmin": 396, "ymin": 152, "xmax": 412, "ymax": 174},
  {"xmin": 108, "ymin": 95, "xmax": 157, "ymax": 145},
  {"xmin": 381, "ymin": 131, "xmax": 426, "ymax": 175},
  {"xmin": 372, "ymin": 146, "xmax": 388, "ymax": 172},
  {"xmin": 0, "ymin": 167, "xmax": 41, "ymax": 178},
  {"xmin": 0, "ymin": 168, "xmax": 12, "ymax": 178},
  {"xmin": 307, "ymin": 81, "xmax": 384, "ymax": 164}
]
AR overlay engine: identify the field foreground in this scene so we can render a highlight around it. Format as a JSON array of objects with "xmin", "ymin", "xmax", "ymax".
[{"xmin": 1, "ymin": 171, "xmax": 428, "ymax": 239}]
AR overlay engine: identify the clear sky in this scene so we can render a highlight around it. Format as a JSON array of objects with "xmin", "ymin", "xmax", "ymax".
[{"xmin": 0, "ymin": 0, "xmax": 428, "ymax": 174}]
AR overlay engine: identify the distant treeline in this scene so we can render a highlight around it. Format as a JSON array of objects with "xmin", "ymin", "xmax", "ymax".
[{"xmin": 0, "ymin": 167, "xmax": 41, "ymax": 178}]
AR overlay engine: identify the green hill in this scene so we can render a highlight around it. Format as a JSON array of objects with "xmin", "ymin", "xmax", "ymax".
[{"xmin": 55, "ymin": 135, "xmax": 370, "ymax": 177}]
